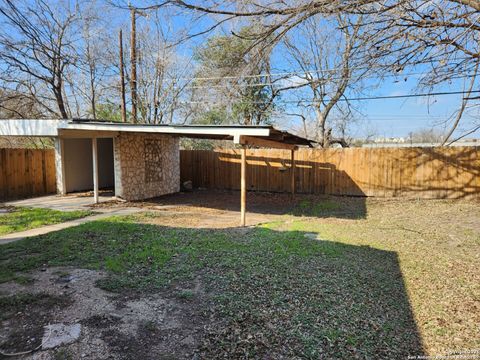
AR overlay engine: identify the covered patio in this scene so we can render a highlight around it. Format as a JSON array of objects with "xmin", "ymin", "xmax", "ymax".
[{"xmin": 0, "ymin": 119, "xmax": 313, "ymax": 226}]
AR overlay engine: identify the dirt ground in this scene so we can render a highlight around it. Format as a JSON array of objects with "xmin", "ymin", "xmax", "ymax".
[
  {"xmin": 90, "ymin": 189, "xmax": 366, "ymax": 228},
  {"xmin": 0, "ymin": 267, "xmax": 207, "ymax": 360}
]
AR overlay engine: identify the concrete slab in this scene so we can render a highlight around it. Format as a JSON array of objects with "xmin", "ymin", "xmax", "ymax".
[
  {"xmin": 0, "ymin": 208, "xmax": 140, "ymax": 245},
  {"xmin": 3, "ymin": 194, "xmax": 116, "ymax": 212},
  {"xmin": 42, "ymin": 323, "xmax": 81, "ymax": 349}
]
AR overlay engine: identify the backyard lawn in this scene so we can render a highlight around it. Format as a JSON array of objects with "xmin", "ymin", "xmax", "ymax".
[
  {"xmin": 0, "ymin": 194, "xmax": 478, "ymax": 359},
  {"xmin": 0, "ymin": 207, "xmax": 92, "ymax": 236}
]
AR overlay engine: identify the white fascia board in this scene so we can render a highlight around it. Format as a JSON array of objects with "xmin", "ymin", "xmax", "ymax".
[
  {"xmin": 58, "ymin": 123, "xmax": 271, "ymax": 138},
  {"xmin": 0, "ymin": 119, "xmax": 67, "ymax": 136}
]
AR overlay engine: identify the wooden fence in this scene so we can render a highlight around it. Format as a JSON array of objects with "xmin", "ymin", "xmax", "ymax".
[
  {"xmin": 180, "ymin": 147, "xmax": 480, "ymax": 199},
  {"xmin": 0, "ymin": 148, "xmax": 56, "ymax": 201}
]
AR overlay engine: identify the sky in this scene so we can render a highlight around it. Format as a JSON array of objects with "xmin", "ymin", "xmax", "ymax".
[
  {"xmin": 267, "ymin": 63, "xmax": 480, "ymax": 140},
  {"xmin": 149, "ymin": 4, "xmax": 480, "ymax": 141},
  {"xmin": 5, "ymin": 0, "xmax": 480, "ymax": 140},
  {"xmin": 344, "ymin": 80, "xmax": 478, "ymax": 139},
  {"xmin": 353, "ymin": 76, "xmax": 479, "ymax": 139}
]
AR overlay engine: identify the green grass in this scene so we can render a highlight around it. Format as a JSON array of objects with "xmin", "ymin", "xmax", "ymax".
[
  {"xmin": 0, "ymin": 198, "xmax": 478, "ymax": 358},
  {"xmin": 0, "ymin": 214, "xmax": 420, "ymax": 358},
  {"xmin": 0, "ymin": 207, "xmax": 92, "ymax": 235},
  {"xmin": 177, "ymin": 289, "xmax": 195, "ymax": 300},
  {"xmin": 0, "ymin": 216, "xmax": 335, "ymax": 289},
  {"xmin": 291, "ymin": 198, "xmax": 340, "ymax": 217}
]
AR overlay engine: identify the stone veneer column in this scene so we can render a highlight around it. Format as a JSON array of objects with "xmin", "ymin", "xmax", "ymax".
[
  {"xmin": 54, "ymin": 138, "xmax": 66, "ymax": 195},
  {"xmin": 113, "ymin": 136, "xmax": 123, "ymax": 199},
  {"xmin": 113, "ymin": 133, "xmax": 180, "ymax": 201}
]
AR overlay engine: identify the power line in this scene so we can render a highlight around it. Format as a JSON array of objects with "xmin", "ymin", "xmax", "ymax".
[
  {"xmin": 330, "ymin": 90, "xmax": 480, "ymax": 102},
  {"xmin": 359, "ymin": 114, "xmax": 446, "ymax": 118},
  {"xmin": 173, "ymin": 56, "xmax": 473, "ymax": 82},
  {"xmin": 182, "ymin": 71, "xmax": 478, "ymax": 90},
  {"xmin": 277, "ymin": 112, "xmax": 448, "ymax": 121},
  {"xmin": 179, "ymin": 89, "xmax": 480, "ymax": 105}
]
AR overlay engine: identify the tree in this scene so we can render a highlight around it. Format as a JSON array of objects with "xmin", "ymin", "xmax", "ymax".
[
  {"xmin": 0, "ymin": 88, "xmax": 52, "ymax": 148},
  {"xmin": 192, "ymin": 26, "xmax": 275, "ymax": 125},
  {"xmin": 156, "ymin": 0, "xmax": 480, "ymax": 142},
  {"xmin": 93, "ymin": 103, "xmax": 125, "ymax": 122},
  {"xmin": 97, "ymin": 8, "xmax": 195, "ymax": 124},
  {"xmin": 408, "ymin": 128, "xmax": 445, "ymax": 143},
  {"xmin": 135, "ymin": 15, "xmax": 192, "ymax": 124},
  {"xmin": 193, "ymin": 107, "xmax": 228, "ymax": 125},
  {"xmin": 281, "ymin": 15, "xmax": 369, "ymax": 147},
  {"xmin": 360, "ymin": 0, "xmax": 480, "ymax": 143},
  {"xmin": 0, "ymin": 89, "xmax": 44, "ymax": 119},
  {"xmin": 74, "ymin": 1, "xmax": 113, "ymax": 119},
  {"xmin": 0, "ymin": 0, "xmax": 79, "ymax": 118}
]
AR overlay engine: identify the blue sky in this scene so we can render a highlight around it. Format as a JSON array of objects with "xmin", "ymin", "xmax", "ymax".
[
  {"xmin": 8, "ymin": 0, "xmax": 480, "ymax": 139},
  {"xmin": 348, "ymin": 80, "xmax": 478, "ymax": 139},
  {"xmin": 152, "ymin": 4, "xmax": 480, "ymax": 140}
]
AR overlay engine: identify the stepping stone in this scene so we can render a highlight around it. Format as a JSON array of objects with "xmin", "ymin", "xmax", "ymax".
[{"xmin": 42, "ymin": 323, "xmax": 81, "ymax": 349}]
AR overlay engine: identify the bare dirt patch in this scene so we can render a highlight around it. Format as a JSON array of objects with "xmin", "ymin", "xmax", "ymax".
[
  {"xmin": 90, "ymin": 189, "xmax": 312, "ymax": 215},
  {"xmin": 135, "ymin": 207, "xmax": 277, "ymax": 228},
  {"xmin": 0, "ymin": 292, "xmax": 71, "ymax": 356},
  {"xmin": 90, "ymin": 189, "xmax": 367, "ymax": 228},
  {"xmin": 0, "ymin": 267, "xmax": 207, "ymax": 360}
]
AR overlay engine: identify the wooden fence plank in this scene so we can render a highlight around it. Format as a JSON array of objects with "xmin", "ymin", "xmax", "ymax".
[
  {"xmin": 0, "ymin": 148, "xmax": 56, "ymax": 201},
  {"xmin": 180, "ymin": 147, "xmax": 480, "ymax": 199},
  {"xmin": 0, "ymin": 149, "xmax": 6, "ymax": 199}
]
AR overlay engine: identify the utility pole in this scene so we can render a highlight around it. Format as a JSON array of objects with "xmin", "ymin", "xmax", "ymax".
[
  {"xmin": 130, "ymin": 7, "xmax": 137, "ymax": 123},
  {"xmin": 119, "ymin": 29, "xmax": 127, "ymax": 123}
]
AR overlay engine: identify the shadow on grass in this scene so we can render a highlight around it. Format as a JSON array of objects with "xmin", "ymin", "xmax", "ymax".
[
  {"xmin": 0, "ymin": 218, "xmax": 422, "ymax": 358},
  {"xmin": 145, "ymin": 189, "xmax": 368, "ymax": 220}
]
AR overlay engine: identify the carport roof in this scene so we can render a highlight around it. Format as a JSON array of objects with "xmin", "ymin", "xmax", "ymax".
[{"xmin": 0, "ymin": 119, "xmax": 314, "ymax": 148}]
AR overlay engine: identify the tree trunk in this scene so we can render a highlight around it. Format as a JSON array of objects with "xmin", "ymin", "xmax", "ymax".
[
  {"xmin": 315, "ymin": 106, "xmax": 328, "ymax": 148},
  {"xmin": 90, "ymin": 71, "xmax": 96, "ymax": 119},
  {"xmin": 53, "ymin": 80, "xmax": 68, "ymax": 119}
]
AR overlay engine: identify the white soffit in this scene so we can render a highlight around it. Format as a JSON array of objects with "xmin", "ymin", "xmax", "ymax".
[{"xmin": 0, "ymin": 119, "xmax": 66, "ymax": 137}]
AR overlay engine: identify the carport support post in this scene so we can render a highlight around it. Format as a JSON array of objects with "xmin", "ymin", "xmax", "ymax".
[
  {"xmin": 92, "ymin": 137, "xmax": 99, "ymax": 204},
  {"xmin": 240, "ymin": 145, "xmax": 247, "ymax": 227}
]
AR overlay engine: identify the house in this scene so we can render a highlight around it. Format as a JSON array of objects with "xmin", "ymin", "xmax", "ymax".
[{"xmin": 0, "ymin": 119, "xmax": 312, "ymax": 225}]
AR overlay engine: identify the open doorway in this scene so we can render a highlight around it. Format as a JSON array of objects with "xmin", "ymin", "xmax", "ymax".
[{"xmin": 63, "ymin": 138, "xmax": 114, "ymax": 195}]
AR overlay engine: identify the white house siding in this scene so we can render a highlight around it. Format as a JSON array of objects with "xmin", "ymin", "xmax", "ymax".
[{"xmin": 113, "ymin": 133, "xmax": 180, "ymax": 201}]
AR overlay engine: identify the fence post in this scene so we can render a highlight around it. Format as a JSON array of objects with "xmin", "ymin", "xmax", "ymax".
[{"xmin": 291, "ymin": 148, "xmax": 296, "ymax": 198}]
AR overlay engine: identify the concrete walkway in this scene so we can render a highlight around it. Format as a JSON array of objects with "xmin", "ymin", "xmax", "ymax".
[
  {"xmin": 0, "ymin": 208, "xmax": 140, "ymax": 245},
  {"xmin": 4, "ymin": 194, "xmax": 116, "ymax": 212}
]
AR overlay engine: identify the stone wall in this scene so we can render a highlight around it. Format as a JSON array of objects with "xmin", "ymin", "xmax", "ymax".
[
  {"xmin": 54, "ymin": 138, "xmax": 65, "ymax": 195},
  {"xmin": 114, "ymin": 133, "xmax": 180, "ymax": 200}
]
